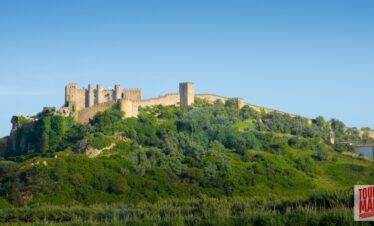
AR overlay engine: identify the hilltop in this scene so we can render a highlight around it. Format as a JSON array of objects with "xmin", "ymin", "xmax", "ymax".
[{"xmin": 0, "ymin": 97, "xmax": 373, "ymax": 224}]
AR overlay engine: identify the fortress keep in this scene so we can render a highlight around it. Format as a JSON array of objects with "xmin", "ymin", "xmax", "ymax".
[{"xmin": 65, "ymin": 83, "xmax": 142, "ymax": 111}]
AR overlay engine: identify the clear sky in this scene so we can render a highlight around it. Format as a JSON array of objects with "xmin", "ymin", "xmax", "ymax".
[{"xmin": 0, "ymin": 0, "xmax": 373, "ymax": 136}]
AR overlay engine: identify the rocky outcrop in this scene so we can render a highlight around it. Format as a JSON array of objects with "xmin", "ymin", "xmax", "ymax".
[
  {"xmin": 74, "ymin": 139, "xmax": 115, "ymax": 158},
  {"xmin": 86, "ymin": 143, "xmax": 116, "ymax": 158},
  {"xmin": 8, "ymin": 116, "xmax": 35, "ymax": 155}
]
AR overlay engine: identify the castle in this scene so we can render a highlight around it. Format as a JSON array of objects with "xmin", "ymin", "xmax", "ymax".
[
  {"xmin": 61, "ymin": 82, "xmax": 258, "ymax": 123},
  {"xmin": 8, "ymin": 82, "xmax": 374, "ymax": 154},
  {"xmin": 65, "ymin": 83, "xmax": 142, "ymax": 111}
]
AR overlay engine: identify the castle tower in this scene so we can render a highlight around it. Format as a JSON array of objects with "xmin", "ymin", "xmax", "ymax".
[
  {"xmin": 114, "ymin": 84, "xmax": 122, "ymax": 100},
  {"xmin": 65, "ymin": 83, "xmax": 78, "ymax": 107},
  {"xmin": 65, "ymin": 83, "xmax": 86, "ymax": 111},
  {"xmin": 235, "ymin": 98, "xmax": 245, "ymax": 109},
  {"xmin": 239, "ymin": 98, "xmax": 245, "ymax": 109},
  {"xmin": 329, "ymin": 129, "xmax": 335, "ymax": 145},
  {"xmin": 179, "ymin": 82, "xmax": 195, "ymax": 107},
  {"xmin": 124, "ymin": 88, "xmax": 142, "ymax": 102},
  {"xmin": 120, "ymin": 98, "xmax": 139, "ymax": 118},
  {"xmin": 96, "ymin": 84, "xmax": 103, "ymax": 104},
  {"xmin": 87, "ymin": 84, "xmax": 94, "ymax": 107}
]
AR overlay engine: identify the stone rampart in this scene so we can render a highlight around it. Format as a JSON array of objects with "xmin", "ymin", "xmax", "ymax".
[
  {"xmin": 360, "ymin": 130, "xmax": 374, "ymax": 139},
  {"xmin": 102, "ymin": 89, "xmax": 114, "ymax": 102},
  {"xmin": 369, "ymin": 131, "xmax": 374, "ymax": 139},
  {"xmin": 65, "ymin": 83, "xmax": 141, "ymax": 112},
  {"xmin": 196, "ymin": 94, "xmax": 296, "ymax": 116},
  {"xmin": 124, "ymin": 89, "xmax": 142, "ymax": 102},
  {"xmin": 138, "ymin": 93, "xmax": 180, "ymax": 107},
  {"xmin": 195, "ymin": 94, "xmax": 229, "ymax": 103},
  {"xmin": 120, "ymin": 99, "xmax": 139, "ymax": 118},
  {"xmin": 70, "ymin": 83, "xmax": 300, "ymax": 123},
  {"xmin": 75, "ymin": 101, "xmax": 116, "ymax": 124}
]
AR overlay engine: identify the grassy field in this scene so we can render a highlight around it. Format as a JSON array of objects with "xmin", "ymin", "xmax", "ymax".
[{"xmin": 0, "ymin": 194, "xmax": 369, "ymax": 226}]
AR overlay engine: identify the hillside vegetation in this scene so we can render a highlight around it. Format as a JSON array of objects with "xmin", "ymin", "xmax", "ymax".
[{"xmin": 0, "ymin": 99, "xmax": 373, "ymax": 225}]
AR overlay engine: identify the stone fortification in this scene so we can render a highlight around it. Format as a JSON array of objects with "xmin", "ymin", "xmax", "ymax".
[
  {"xmin": 195, "ymin": 94, "xmax": 229, "ymax": 104},
  {"xmin": 65, "ymin": 83, "xmax": 141, "ymax": 111},
  {"xmin": 64, "ymin": 82, "xmax": 301, "ymax": 124},
  {"xmin": 124, "ymin": 89, "xmax": 142, "ymax": 102},
  {"xmin": 65, "ymin": 84, "xmax": 86, "ymax": 111},
  {"xmin": 179, "ymin": 83, "xmax": 195, "ymax": 107},
  {"xmin": 76, "ymin": 101, "xmax": 116, "ymax": 124},
  {"xmin": 139, "ymin": 93, "xmax": 180, "ymax": 107}
]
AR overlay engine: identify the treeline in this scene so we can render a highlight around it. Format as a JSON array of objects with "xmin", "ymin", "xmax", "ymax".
[{"xmin": 3, "ymin": 98, "xmax": 370, "ymax": 160}]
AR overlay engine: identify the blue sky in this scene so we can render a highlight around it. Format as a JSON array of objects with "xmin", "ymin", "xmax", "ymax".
[{"xmin": 0, "ymin": 0, "xmax": 373, "ymax": 136}]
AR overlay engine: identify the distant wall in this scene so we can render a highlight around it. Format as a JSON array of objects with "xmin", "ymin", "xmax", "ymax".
[
  {"xmin": 368, "ymin": 131, "xmax": 374, "ymax": 139},
  {"xmin": 195, "ymin": 94, "xmax": 229, "ymax": 103},
  {"xmin": 137, "ymin": 93, "xmax": 286, "ymax": 115},
  {"xmin": 197, "ymin": 94, "xmax": 260, "ymax": 111},
  {"xmin": 74, "ymin": 93, "xmax": 181, "ymax": 123},
  {"xmin": 244, "ymin": 102, "xmax": 297, "ymax": 117},
  {"xmin": 72, "ymin": 79, "xmax": 304, "ymax": 124},
  {"xmin": 102, "ymin": 89, "xmax": 114, "ymax": 102},
  {"xmin": 196, "ymin": 94, "xmax": 296, "ymax": 116},
  {"xmin": 76, "ymin": 101, "xmax": 115, "ymax": 124},
  {"xmin": 138, "ymin": 93, "xmax": 180, "ymax": 107},
  {"xmin": 360, "ymin": 130, "xmax": 374, "ymax": 139},
  {"xmin": 77, "ymin": 93, "xmax": 228, "ymax": 122},
  {"xmin": 75, "ymin": 92, "xmax": 300, "ymax": 123}
]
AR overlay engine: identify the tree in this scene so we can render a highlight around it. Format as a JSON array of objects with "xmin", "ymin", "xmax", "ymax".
[
  {"xmin": 240, "ymin": 106, "xmax": 260, "ymax": 120},
  {"xmin": 314, "ymin": 116, "xmax": 325, "ymax": 127}
]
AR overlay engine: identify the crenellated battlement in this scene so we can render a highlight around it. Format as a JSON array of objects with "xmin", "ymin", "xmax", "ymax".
[
  {"xmin": 65, "ymin": 83, "xmax": 142, "ymax": 111},
  {"xmin": 62, "ymin": 82, "xmax": 282, "ymax": 124},
  {"xmin": 123, "ymin": 88, "xmax": 142, "ymax": 102},
  {"xmin": 124, "ymin": 88, "xmax": 141, "ymax": 91}
]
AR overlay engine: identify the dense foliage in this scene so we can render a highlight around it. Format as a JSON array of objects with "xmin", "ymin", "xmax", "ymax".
[
  {"xmin": 6, "ymin": 108, "xmax": 75, "ymax": 159},
  {"xmin": 0, "ymin": 99, "xmax": 373, "ymax": 225}
]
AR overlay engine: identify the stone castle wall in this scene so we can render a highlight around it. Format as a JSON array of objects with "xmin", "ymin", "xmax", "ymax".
[
  {"xmin": 102, "ymin": 89, "xmax": 114, "ymax": 102},
  {"xmin": 71, "ymin": 82, "xmax": 299, "ymax": 124},
  {"xmin": 75, "ymin": 101, "xmax": 116, "ymax": 124},
  {"xmin": 195, "ymin": 94, "xmax": 229, "ymax": 103},
  {"xmin": 76, "ymin": 92, "xmax": 182, "ymax": 122},
  {"xmin": 74, "ymin": 89, "xmax": 279, "ymax": 124},
  {"xmin": 359, "ymin": 130, "xmax": 374, "ymax": 139},
  {"xmin": 139, "ymin": 93, "xmax": 180, "ymax": 107},
  {"xmin": 196, "ymin": 94, "xmax": 296, "ymax": 116},
  {"xmin": 65, "ymin": 83, "xmax": 141, "ymax": 112},
  {"xmin": 120, "ymin": 99, "xmax": 139, "ymax": 118},
  {"xmin": 124, "ymin": 89, "xmax": 142, "ymax": 102},
  {"xmin": 65, "ymin": 84, "xmax": 86, "ymax": 111}
]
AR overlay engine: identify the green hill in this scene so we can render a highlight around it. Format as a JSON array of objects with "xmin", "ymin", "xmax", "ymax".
[{"xmin": 0, "ymin": 99, "xmax": 373, "ymax": 225}]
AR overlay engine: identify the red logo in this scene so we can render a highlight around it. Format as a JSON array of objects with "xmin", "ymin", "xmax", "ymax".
[{"xmin": 355, "ymin": 185, "xmax": 374, "ymax": 221}]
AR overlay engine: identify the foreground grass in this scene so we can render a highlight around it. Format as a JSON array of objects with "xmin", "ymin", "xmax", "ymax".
[{"xmin": 0, "ymin": 195, "xmax": 370, "ymax": 226}]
